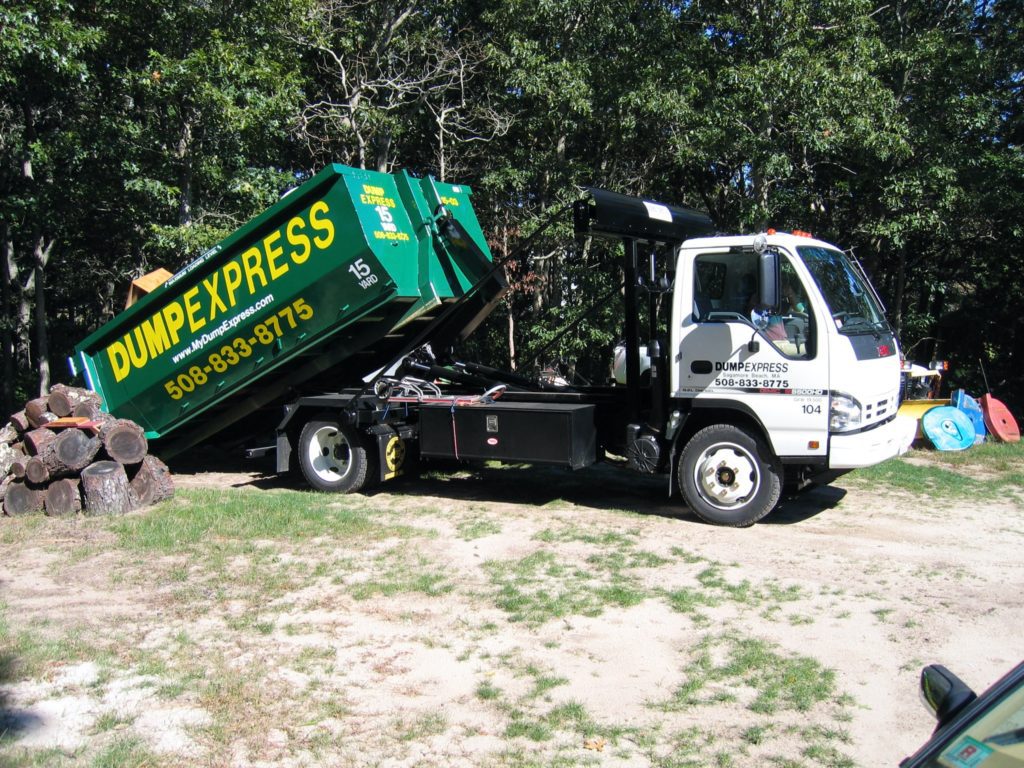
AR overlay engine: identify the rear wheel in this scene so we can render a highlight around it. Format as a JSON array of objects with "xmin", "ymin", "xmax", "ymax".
[
  {"xmin": 298, "ymin": 417, "xmax": 375, "ymax": 493},
  {"xmin": 678, "ymin": 424, "xmax": 781, "ymax": 526}
]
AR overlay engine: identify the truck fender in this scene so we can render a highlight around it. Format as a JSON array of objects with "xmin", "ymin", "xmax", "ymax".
[
  {"xmin": 667, "ymin": 400, "xmax": 776, "ymax": 498},
  {"xmin": 275, "ymin": 397, "xmax": 360, "ymax": 473}
]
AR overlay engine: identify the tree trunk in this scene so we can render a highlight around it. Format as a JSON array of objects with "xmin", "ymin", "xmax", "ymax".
[
  {"xmin": 16, "ymin": 286, "xmax": 31, "ymax": 372},
  {"xmin": 176, "ymin": 116, "xmax": 194, "ymax": 226},
  {"xmin": 25, "ymin": 456, "xmax": 49, "ymax": 484},
  {"xmin": 25, "ymin": 397, "xmax": 55, "ymax": 428},
  {"xmin": 33, "ymin": 236, "xmax": 53, "ymax": 395},
  {"xmin": 1, "ymin": 228, "xmax": 15, "ymax": 417},
  {"xmin": 13, "ymin": 104, "xmax": 37, "ymax": 378},
  {"xmin": 9, "ymin": 457, "xmax": 27, "ymax": 479},
  {"xmin": 24, "ymin": 426, "xmax": 57, "ymax": 455},
  {"xmin": 45, "ymin": 478, "xmax": 82, "ymax": 517},
  {"xmin": 100, "ymin": 419, "xmax": 148, "ymax": 465},
  {"xmin": 507, "ymin": 310, "xmax": 516, "ymax": 372},
  {"xmin": 48, "ymin": 384, "xmax": 101, "ymax": 418},
  {"xmin": 9, "ymin": 411, "xmax": 30, "ymax": 432},
  {"xmin": 3, "ymin": 480, "xmax": 44, "ymax": 516},
  {"xmin": 72, "ymin": 400, "xmax": 104, "ymax": 421},
  {"xmin": 128, "ymin": 455, "xmax": 175, "ymax": 507},
  {"xmin": 50, "ymin": 429, "xmax": 101, "ymax": 474},
  {"xmin": 892, "ymin": 246, "xmax": 907, "ymax": 335},
  {"xmin": 81, "ymin": 460, "xmax": 134, "ymax": 515}
]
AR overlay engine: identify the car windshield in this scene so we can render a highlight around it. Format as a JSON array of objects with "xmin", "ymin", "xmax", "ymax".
[
  {"xmin": 797, "ymin": 246, "xmax": 888, "ymax": 334},
  {"xmin": 919, "ymin": 677, "xmax": 1024, "ymax": 767}
]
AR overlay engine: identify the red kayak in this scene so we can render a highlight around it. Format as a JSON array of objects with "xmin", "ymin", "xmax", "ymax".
[{"xmin": 980, "ymin": 394, "xmax": 1021, "ymax": 443}]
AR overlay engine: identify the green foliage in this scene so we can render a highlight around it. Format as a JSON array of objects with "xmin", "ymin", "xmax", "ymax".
[{"xmin": 1, "ymin": 0, "xmax": 1021, "ymax": 413}]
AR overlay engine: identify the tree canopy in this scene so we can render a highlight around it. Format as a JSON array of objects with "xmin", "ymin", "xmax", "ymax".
[{"xmin": 2, "ymin": 0, "xmax": 1021, "ymax": 415}]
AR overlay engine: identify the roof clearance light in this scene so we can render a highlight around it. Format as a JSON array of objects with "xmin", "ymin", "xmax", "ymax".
[{"xmin": 766, "ymin": 228, "xmax": 777, "ymax": 235}]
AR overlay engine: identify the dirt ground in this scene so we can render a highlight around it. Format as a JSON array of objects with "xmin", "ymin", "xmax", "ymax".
[{"xmin": 1, "ymin": 454, "xmax": 1022, "ymax": 767}]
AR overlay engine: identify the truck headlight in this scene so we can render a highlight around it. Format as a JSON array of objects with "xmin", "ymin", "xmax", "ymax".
[{"xmin": 829, "ymin": 392, "xmax": 863, "ymax": 433}]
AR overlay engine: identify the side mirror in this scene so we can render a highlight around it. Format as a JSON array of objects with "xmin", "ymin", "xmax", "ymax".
[
  {"xmin": 921, "ymin": 665, "xmax": 977, "ymax": 728},
  {"xmin": 758, "ymin": 250, "xmax": 780, "ymax": 310}
]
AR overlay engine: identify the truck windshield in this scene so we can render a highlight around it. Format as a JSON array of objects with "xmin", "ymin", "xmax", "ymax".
[{"xmin": 798, "ymin": 246, "xmax": 888, "ymax": 334}]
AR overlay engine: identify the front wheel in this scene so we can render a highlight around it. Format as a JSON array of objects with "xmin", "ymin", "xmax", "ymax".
[
  {"xmin": 297, "ymin": 416, "xmax": 376, "ymax": 493},
  {"xmin": 677, "ymin": 424, "xmax": 781, "ymax": 526}
]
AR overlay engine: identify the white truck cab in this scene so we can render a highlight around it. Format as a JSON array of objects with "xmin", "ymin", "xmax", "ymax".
[
  {"xmin": 575, "ymin": 189, "xmax": 913, "ymax": 526},
  {"xmin": 667, "ymin": 231, "xmax": 913, "ymax": 523}
]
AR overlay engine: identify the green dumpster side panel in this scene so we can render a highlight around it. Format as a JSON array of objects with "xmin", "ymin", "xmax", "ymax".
[{"xmin": 72, "ymin": 164, "xmax": 497, "ymax": 441}]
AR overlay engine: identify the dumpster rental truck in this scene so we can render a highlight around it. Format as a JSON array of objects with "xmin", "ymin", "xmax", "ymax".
[{"xmin": 70, "ymin": 163, "xmax": 912, "ymax": 526}]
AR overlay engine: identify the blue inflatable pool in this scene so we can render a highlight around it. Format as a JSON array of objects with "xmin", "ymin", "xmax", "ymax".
[{"xmin": 922, "ymin": 406, "xmax": 976, "ymax": 452}]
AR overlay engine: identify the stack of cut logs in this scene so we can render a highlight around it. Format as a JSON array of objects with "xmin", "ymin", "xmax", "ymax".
[{"xmin": 0, "ymin": 384, "xmax": 174, "ymax": 517}]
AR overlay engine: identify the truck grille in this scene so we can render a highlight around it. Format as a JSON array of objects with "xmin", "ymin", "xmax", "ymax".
[{"xmin": 863, "ymin": 395, "xmax": 895, "ymax": 425}]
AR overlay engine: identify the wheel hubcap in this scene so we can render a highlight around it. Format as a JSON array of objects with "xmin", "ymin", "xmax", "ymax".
[
  {"xmin": 307, "ymin": 426, "xmax": 352, "ymax": 482},
  {"xmin": 693, "ymin": 442, "xmax": 759, "ymax": 510}
]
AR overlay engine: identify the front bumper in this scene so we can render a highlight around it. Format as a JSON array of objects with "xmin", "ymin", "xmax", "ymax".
[{"xmin": 828, "ymin": 414, "xmax": 916, "ymax": 469}]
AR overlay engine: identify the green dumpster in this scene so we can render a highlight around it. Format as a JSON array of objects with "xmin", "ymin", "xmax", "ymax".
[{"xmin": 70, "ymin": 164, "xmax": 502, "ymax": 448}]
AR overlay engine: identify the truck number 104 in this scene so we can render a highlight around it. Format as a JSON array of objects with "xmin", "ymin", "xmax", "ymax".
[
  {"xmin": 349, "ymin": 258, "xmax": 378, "ymax": 289},
  {"xmin": 802, "ymin": 404, "xmax": 822, "ymax": 415}
]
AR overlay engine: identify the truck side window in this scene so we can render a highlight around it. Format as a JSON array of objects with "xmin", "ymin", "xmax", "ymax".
[
  {"xmin": 694, "ymin": 253, "xmax": 758, "ymax": 321},
  {"xmin": 762, "ymin": 260, "xmax": 814, "ymax": 360},
  {"xmin": 693, "ymin": 258, "xmax": 727, "ymax": 321}
]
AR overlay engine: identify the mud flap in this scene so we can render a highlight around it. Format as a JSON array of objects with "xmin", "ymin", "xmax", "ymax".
[{"xmin": 370, "ymin": 424, "xmax": 418, "ymax": 483}]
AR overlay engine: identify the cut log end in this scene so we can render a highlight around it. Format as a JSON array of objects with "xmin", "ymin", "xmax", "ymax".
[
  {"xmin": 25, "ymin": 398, "xmax": 56, "ymax": 429},
  {"xmin": 10, "ymin": 411, "xmax": 30, "ymax": 433},
  {"xmin": 25, "ymin": 457, "xmax": 50, "ymax": 485},
  {"xmin": 48, "ymin": 384, "xmax": 102, "ymax": 418},
  {"xmin": 45, "ymin": 478, "xmax": 83, "ymax": 516},
  {"xmin": 72, "ymin": 401, "xmax": 103, "ymax": 421},
  {"xmin": 25, "ymin": 427, "xmax": 58, "ymax": 456},
  {"xmin": 3, "ymin": 481, "xmax": 44, "ymax": 516},
  {"xmin": 81, "ymin": 460, "xmax": 134, "ymax": 515},
  {"xmin": 129, "ymin": 455, "xmax": 175, "ymax": 507},
  {"xmin": 101, "ymin": 420, "xmax": 148, "ymax": 465},
  {"xmin": 53, "ymin": 429, "xmax": 101, "ymax": 473}
]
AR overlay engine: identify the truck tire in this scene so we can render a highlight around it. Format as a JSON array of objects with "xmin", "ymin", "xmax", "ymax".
[
  {"xmin": 677, "ymin": 424, "xmax": 781, "ymax": 527},
  {"xmin": 298, "ymin": 417, "xmax": 375, "ymax": 493}
]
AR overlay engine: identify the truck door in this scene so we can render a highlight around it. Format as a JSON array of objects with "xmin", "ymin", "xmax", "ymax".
[{"xmin": 675, "ymin": 248, "xmax": 830, "ymax": 460}]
